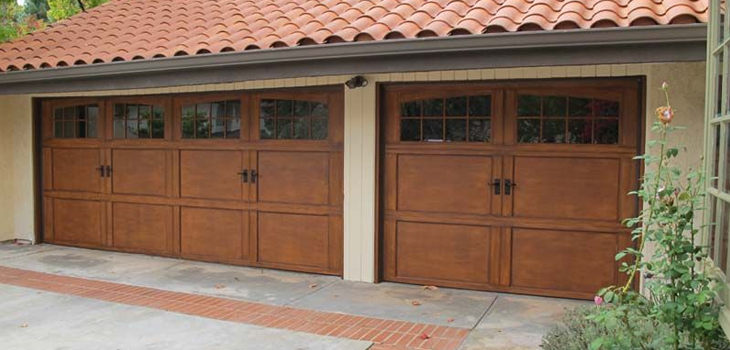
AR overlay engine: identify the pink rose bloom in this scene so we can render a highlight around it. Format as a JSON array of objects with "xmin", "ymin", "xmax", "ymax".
[{"xmin": 594, "ymin": 296, "xmax": 603, "ymax": 306}]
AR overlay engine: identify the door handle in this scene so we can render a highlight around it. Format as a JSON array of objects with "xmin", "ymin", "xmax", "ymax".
[
  {"xmin": 96, "ymin": 166, "xmax": 105, "ymax": 178},
  {"xmin": 488, "ymin": 179, "xmax": 501, "ymax": 195},
  {"xmin": 105, "ymin": 165, "xmax": 112, "ymax": 178},
  {"xmin": 250, "ymin": 170, "xmax": 258, "ymax": 184},
  {"xmin": 238, "ymin": 170, "xmax": 248, "ymax": 183},
  {"xmin": 505, "ymin": 179, "xmax": 516, "ymax": 195}
]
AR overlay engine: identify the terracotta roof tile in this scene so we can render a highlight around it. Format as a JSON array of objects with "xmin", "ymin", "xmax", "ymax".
[{"xmin": 0, "ymin": 0, "xmax": 708, "ymax": 73}]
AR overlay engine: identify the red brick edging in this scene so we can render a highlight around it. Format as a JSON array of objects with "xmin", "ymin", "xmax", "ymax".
[{"xmin": 0, "ymin": 266, "xmax": 468, "ymax": 350}]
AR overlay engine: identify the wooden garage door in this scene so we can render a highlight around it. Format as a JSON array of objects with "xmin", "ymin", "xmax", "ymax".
[
  {"xmin": 382, "ymin": 79, "xmax": 640, "ymax": 299},
  {"xmin": 41, "ymin": 87, "xmax": 344, "ymax": 276}
]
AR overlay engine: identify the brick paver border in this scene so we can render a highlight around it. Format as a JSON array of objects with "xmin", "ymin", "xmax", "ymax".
[{"xmin": 0, "ymin": 266, "xmax": 469, "ymax": 350}]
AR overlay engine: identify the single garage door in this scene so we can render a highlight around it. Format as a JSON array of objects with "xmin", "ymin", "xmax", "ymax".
[
  {"xmin": 381, "ymin": 79, "xmax": 640, "ymax": 299},
  {"xmin": 41, "ymin": 88, "xmax": 344, "ymax": 276}
]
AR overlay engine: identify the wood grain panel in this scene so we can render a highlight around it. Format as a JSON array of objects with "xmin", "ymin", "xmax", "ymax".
[
  {"xmin": 112, "ymin": 149, "xmax": 167, "ymax": 196},
  {"xmin": 511, "ymin": 228, "xmax": 617, "ymax": 294},
  {"xmin": 52, "ymin": 148, "xmax": 102, "ymax": 193},
  {"xmin": 393, "ymin": 221, "xmax": 491, "ymax": 284},
  {"xmin": 512, "ymin": 156, "xmax": 621, "ymax": 221},
  {"xmin": 396, "ymin": 155, "xmax": 493, "ymax": 215},
  {"xmin": 53, "ymin": 198, "xmax": 103, "ymax": 245},
  {"xmin": 180, "ymin": 150, "xmax": 242, "ymax": 201},
  {"xmin": 112, "ymin": 202, "xmax": 172, "ymax": 253},
  {"xmin": 256, "ymin": 151, "xmax": 329, "ymax": 205},
  {"xmin": 257, "ymin": 212, "xmax": 329, "ymax": 269},
  {"xmin": 180, "ymin": 207, "xmax": 245, "ymax": 260}
]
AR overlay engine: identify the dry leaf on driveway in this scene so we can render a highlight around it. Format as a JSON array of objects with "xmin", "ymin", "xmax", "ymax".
[
  {"xmin": 308, "ymin": 283, "xmax": 318, "ymax": 289},
  {"xmin": 214, "ymin": 284, "xmax": 226, "ymax": 289},
  {"xmin": 419, "ymin": 332, "xmax": 430, "ymax": 340},
  {"xmin": 422, "ymin": 285, "xmax": 439, "ymax": 291},
  {"xmin": 446, "ymin": 318, "xmax": 455, "ymax": 323},
  {"xmin": 411, "ymin": 300, "xmax": 421, "ymax": 306}
]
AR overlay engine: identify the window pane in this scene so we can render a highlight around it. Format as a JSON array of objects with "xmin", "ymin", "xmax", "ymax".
[
  {"xmin": 468, "ymin": 96, "xmax": 491, "ymax": 117},
  {"xmin": 54, "ymin": 108, "xmax": 63, "ymax": 120},
  {"xmin": 312, "ymin": 118, "xmax": 328, "ymax": 140},
  {"xmin": 517, "ymin": 95, "xmax": 541, "ymax": 116},
  {"xmin": 261, "ymin": 99, "xmax": 275, "ymax": 118},
  {"xmin": 138, "ymin": 119, "xmax": 149, "ymax": 138},
  {"xmin": 569, "ymin": 97, "xmax": 592, "ymax": 117},
  {"xmin": 468, "ymin": 119, "xmax": 491, "ymax": 142},
  {"xmin": 423, "ymin": 119, "xmax": 443, "ymax": 141},
  {"xmin": 196, "ymin": 103, "xmax": 210, "ymax": 119},
  {"xmin": 126, "ymin": 104, "xmax": 139, "ymax": 119},
  {"xmin": 153, "ymin": 106, "xmax": 164, "ymax": 119},
  {"xmin": 721, "ymin": 201, "xmax": 729, "ymax": 274},
  {"xmin": 594, "ymin": 119, "xmax": 619, "ymax": 144},
  {"xmin": 151, "ymin": 120, "xmax": 164, "ymax": 139},
  {"xmin": 260, "ymin": 118, "xmax": 275, "ymax": 139},
  {"xmin": 76, "ymin": 121, "xmax": 86, "ymax": 138},
  {"xmin": 182, "ymin": 107, "xmax": 195, "ymax": 139},
  {"xmin": 518, "ymin": 119, "xmax": 541, "ymax": 143},
  {"xmin": 127, "ymin": 119, "xmax": 139, "ymax": 139},
  {"xmin": 195, "ymin": 119, "xmax": 210, "ymax": 139},
  {"xmin": 595, "ymin": 100, "xmax": 620, "ymax": 117},
  {"xmin": 712, "ymin": 124, "xmax": 721, "ymax": 188},
  {"xmin": 311, "ymin": 102, "xmax": 328, "ymax": 118},
  {"xmin": 400, "ymin": 119, "xmax": 420, "ymax": 141},
  {"xmin": 76, "ymin": 106, "xmax": 86, "ymax": 120},
  {"xmin": 63, "ymin": 121, "xmax": 75, "ymax": 138},
  {"xmin": 114, "ymin": 104, "xmax": 125, "ymax": 119},
  {"xmin": 226, "ymin": 119, "xmax": 240, "ymax": 139},
  {"xmin": 139, "ymin": 105, "xmax": 152, "ymax": 119},
  {"xmin": 294, "ymin": 101, "xmax": 310, "ymax": 117},
  {"xmin": 568, "ymin": 119, "xmax": 591, "ymax": 144},
  {"xmin": 63, "ymin": 107, "xmax": 74, "ymax": 119},
  {"xmin": 54, "ymin": 121, "xmax": 63, "ymax": 138},
  {"xmin": 544, "ymin": 96, "xmax": 566, "ymax": 117},
  {"xmin": 87, "ymin": 116, "xmax": 97, "ymax": 138},
  {"xmin": 114, "ymin": 120, "xmax": 125, "ymax": 138},
  {"xmin": 445, "ymin": 97, "xmax": 467, "ymax": 116},
  {"xmin": 401, "ymin": 101, "xmax": 420, "ymax": 117},
  {"xmin": 445, "ymin": 119, "xmax": 466, "ymax": 141},
  {"xmin": 423, "ymin": 99, "xmax": 444, "ymax": 117},
  {"xmin": 277, "ymin": 118, "xmax": 293, "ymax": 139},
  {"xmin": 542, "ymin": 119, "xmax": 565, "ymax": 143},
  {"xmin": 710, "ymin": 197, "xmax": 719, "ymax": 261},
  {"xmin": 211, "ymin": 102, "xmax": 225, "ymax": 120},
  {"xmin": 293, "ymin": 118, "xmax": 309, "ymax": 139},
  {"xmin": 276, "ymin": 100, "xmax": 293, "ymax": 117},
  {"xmin": 726, "ymin": 124, "xmax": 730, "ymax": 192}
]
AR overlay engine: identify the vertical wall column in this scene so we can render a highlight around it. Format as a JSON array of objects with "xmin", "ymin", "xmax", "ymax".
[
  {"xmin": 342, "ymin": 78, "xmax": 378, "ymax": 282},
  {"xmin": 0, "ymin": 95, "xmax": 33, "ymax": 242}
]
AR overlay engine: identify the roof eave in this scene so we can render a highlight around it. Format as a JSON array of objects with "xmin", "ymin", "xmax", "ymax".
[{"xmin": 0, "ymin": 23, "xmax": 707, "ymax": 87}]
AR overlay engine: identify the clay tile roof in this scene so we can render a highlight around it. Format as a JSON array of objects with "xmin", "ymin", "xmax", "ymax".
[{"xmin": 0, "ymin": 0, "xmax": 708, "ymax": 73}]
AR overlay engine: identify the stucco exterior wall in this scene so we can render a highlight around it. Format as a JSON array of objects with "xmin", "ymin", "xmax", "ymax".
[{"xmin": 0, "ymin": 61, "xmax": 706, "ymax": 282}]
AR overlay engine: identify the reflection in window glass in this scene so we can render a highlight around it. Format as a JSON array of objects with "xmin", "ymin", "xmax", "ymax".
[
  {"xmin": 182, "ymin": 100, "xmax": 240, "ymax": 139},
  {"xmin": 399, "ymin": 95, "xmax": 491, "ymax": 142},
  {"xmin": 260, "ymin": 99, "xmax": 329, "ymax": 140},
  {"xmin": 113, "ymin": 103, "xmax": 165, "ymax": 139},
  {"xmin": 517, "ymin": 95, "xmax": 619, "ymax": 145},
  {"xmin": 53, "ymin": 104, "xmax": 99, "ymax": 139}
]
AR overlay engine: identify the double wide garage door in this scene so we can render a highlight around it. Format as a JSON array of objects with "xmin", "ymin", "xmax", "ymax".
[
  {"xmin": 41, "ymin": 88, "xmax": 344, "ymax": 275},
  {"xmin": 382, "ymin": 79, "xmax": 640, "ymax": 299}
]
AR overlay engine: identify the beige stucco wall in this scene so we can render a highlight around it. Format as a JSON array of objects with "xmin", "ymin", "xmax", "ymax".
[{"xmin": 0, "ymin": 61, "xmax": 706, "ymax": 282}]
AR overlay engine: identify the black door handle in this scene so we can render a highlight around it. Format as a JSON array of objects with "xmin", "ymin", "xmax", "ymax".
[
  {"xmin": 105, "ymin": 165, "xmax": 112, "ymax": 178},
  {"xmin": 488, "ymin": 179, "xmax": 501, "ymax": 195},
  {"xmin": 505, "ymin": 179, "xmax": 517, "ymax": 195},
  {"xmin": 238, "ymin": 170, "xmax": 248, "ymax": 183},
  {"xmin": 250, "ymin": 170, "xmax": 258, "ymax": 184},
  {"xmin": 96, "ymin": 166, "xmax": 105, "ymax": 177}
]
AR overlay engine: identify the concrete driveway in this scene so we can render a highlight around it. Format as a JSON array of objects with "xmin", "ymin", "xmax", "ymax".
[{"xmin": 0, "ymin": 243, "xmax": 586, "ymax": 350}]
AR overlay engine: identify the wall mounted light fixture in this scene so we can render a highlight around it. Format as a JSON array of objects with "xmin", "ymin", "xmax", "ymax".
[{"xmin": 345, "ymin": 76, "xmax": 368, "ymax": 89}]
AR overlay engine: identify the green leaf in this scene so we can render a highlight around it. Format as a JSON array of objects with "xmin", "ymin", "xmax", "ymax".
[{"xmin": 590, "ymin": 337, "xmax": 605, "ymax": 350}]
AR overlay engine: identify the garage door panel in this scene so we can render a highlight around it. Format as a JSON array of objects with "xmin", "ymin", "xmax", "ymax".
[
  {"xmin": 256, "ymin": 151, "xmax": 329, "ymax": 206},
  {"xmin": 512, "ymin": 156, "xmax": 620, "ymax": 221},
  {"xmin": 511, "ymin": 228, "xmax": 617, "ymax": 294},
  {"xmin": 257, "ymin": 212, "xmax": 329, "ymax": 269},
  {"xmin": 112, "ymin": 202, "xmax": 172, "ymax": 253},
  {"xmin": 396, "ymin": 155, "xmax": 494, "ymax": 215},
  {"xmin": 181, "ymin": 150, "xmax": 243, "ymax": 201},
  {"xmin": 392, "ymin": 221, "xmax": 491, "ymax": 284},
  {"xmin": 52, "ymin": 148, "xmax": 102, "ymax": 193},
  {"xmin": 181, "ymin": 207, "xmax": 245, "ymax": 260},
  {"xmin": 112, "ymin": 149, "xmax": 168, "ymax": 197},
  {"xmin": 53, "ymin": 198, "xmax": 103, "ymax": 246}
]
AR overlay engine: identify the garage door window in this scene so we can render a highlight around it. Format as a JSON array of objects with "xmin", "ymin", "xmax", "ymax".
[
  {"xmin": 53, "ymin": 104, "xmax": 99, "ymax": 139},
  {"xmin": 399, "ymin": 95, "xmax": 492, "ymax": 142},
  {"xmin": 113, "ymin": 103, "xmax": 165, "ymax": 139},
  {"xmin": 517, "ymin": 95, "xmax": 619, "ymax": 144},
  {"xmin": 259, "ymin": 99, "xmax": 329, "ymax": 140},
  {"xmin": 182, "ymin": 100, "xmax": 241, "ymax": 139}
]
